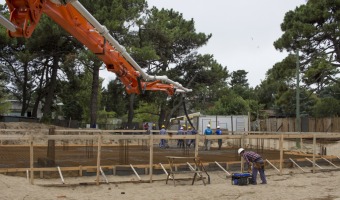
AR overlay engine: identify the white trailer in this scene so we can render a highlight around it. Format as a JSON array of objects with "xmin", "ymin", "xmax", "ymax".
[{"xmin": 197, "ymin": 115, "xmax": 248, "ymax": 134}]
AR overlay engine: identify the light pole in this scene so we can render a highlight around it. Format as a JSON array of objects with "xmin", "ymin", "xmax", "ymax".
[{"xmin": 296, "ymin": 50, "xmax": 301, "ymax": 132}]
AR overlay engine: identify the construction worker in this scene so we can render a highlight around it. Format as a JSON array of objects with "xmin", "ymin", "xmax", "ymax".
[
  {"xmin": 238, "ymin": 148, "xmax": 267, "ymax": 185},
  {"xmin": 186, "ymin": 126, "xmax": 193, "ymax": 148},
  {"xmin": 177, "ymin": 126, "xmax": 185, "ymax": 148},
  {"xmin": 204, "ymin": 124, "xmax": 213, "ymax": 150},
  {"xmin": 159, "ymin": 125, "xmax": 168, "ymax": 148},
  {"xmin": 215, "ymin": 126, "xmax": 222, "ymax": 150}
]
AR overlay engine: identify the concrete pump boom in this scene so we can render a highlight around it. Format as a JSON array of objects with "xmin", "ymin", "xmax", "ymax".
[{"xmin": 1, "ymin": 0, "xmax": 192, "ymax": 95}]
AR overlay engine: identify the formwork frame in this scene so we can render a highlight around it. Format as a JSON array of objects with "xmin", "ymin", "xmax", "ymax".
[{"xmin": 0, "ymin": 129, "xmax": 340, "ymax": 185}]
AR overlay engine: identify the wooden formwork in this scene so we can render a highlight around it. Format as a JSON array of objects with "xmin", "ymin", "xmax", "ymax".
[{"xmin": 0, "ymin": 128, "xmax": 340, "ymax": 186}]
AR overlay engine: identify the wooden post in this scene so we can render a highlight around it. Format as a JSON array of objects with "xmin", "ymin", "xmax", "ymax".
[
  {"xmin": 195, "ymin": 134, "xmax": 199, "ymax": 158},
  {"xmin": 79, "ymin": 165, "xmax": 83, "ymax": 177},
  {"xmin": 279, "ymin": 134, "xmax": 283, "ymax": 175},
  {"xmin": 240, "ymin": 134, "xmax": 245, "ymax": 172},
  {"xmin": 96, "ymin": 134, "xmax": 102, "ymax": 185},
  {"xmin": 29, "ymin": 135, "xmax": 34, "ymax": 185},
  {"xmin": 312, "ymin": 133, "xmax": 316, "ymax": 173},
  {"xmin": 149, "ymin": 134, "xmax": 154, "ymax": 183}
]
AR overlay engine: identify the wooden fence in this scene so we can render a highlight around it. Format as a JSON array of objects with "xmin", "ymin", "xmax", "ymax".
[
  {"xmin": 0, "ymin": 128, "xmax": 340, "ymax": 186},
  {"xmin": 259, "ymin": 117, "xmax": 340, "ymax": 132}
]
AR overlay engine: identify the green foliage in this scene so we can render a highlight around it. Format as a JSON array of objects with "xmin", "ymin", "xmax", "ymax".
[
  {"xmin": 274, "ymin": 0, "xmax": 340, "ymax": 88},
  {"xmin": 312, "ymin": 97, "xmax": 340, "ymax": 117},
  {"xmin": 133, "ymin": 101, "xmax": 159, "ymax": 123},
  {"xmin": 97, "ymin": 110, "xmax": 117, "ymax": 124},
  {"xmin": 0, "ymin": 100, "xmax": 10, "ymax": 115},
  {"xmin": 230, "ymin": 70, "xmax": 249, "ymax": 88},
  {"xmin": 207, "ymin": 91, "xmax": 250, "ymax": 115},
  {"xmin": 62, "ymin": 100, "xmax": 83, "ymax": 121}
]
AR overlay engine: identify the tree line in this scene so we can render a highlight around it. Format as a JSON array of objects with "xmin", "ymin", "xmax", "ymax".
[{"xmin": 1, "ymin": 0, "xmax": 340, "ymax": 128}]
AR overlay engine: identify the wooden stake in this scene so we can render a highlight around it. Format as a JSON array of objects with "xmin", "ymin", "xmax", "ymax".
[
  {"xmin": 279, "ymin": 134, "xmax": 283, "ymax": 175},
  {"xmin": 312, "ymin": 134, "xmax": 316, "ymax": 173},
  {"xmin": 149, "ymin": 134, "xmax": 153, "ymax": 183},
  {"xmin": 195, "ymin": 134, "xmax": 199, "ymax": 158},
  {"xmin": 29, "ymin": 135, "xmax": 34, "ymax": 185},
  {"xmin": 95, "ymin": 134, "xmax": 102, "ymax": 185}
]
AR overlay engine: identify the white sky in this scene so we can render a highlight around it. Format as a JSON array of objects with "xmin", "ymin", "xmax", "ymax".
[
  {"xmin": 146, "ymin": 0, "xmax": 307, "ymax": 87},
  {"xmin": 1, "ymin": 0, "xmax": 306, "ymax": 87}
]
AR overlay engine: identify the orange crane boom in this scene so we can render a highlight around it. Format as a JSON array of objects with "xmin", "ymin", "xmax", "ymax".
[{"xmin": 2, "ymin": 0, "xmax": 192, "ymax": 95}]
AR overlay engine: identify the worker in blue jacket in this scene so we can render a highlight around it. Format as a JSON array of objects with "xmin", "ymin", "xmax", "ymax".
[
  {"xmin": 204, "ymin": 124, "xmax": 212, "ymax": 150},
  {"xmin": 215, "ymin": 126, "xmax": 222, "ymax": 150}
]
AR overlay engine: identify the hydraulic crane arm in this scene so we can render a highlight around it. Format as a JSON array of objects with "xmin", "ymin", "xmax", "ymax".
[{"xmin": 1, "ymin": 0, "xmax": 192, "ymax": 96}]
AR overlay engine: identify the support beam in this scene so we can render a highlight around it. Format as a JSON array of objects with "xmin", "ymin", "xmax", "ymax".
[
  {"xmin": 321, "ymin": 157, "xmax": 339, "ymax": 168},
  {"xmin": 130, "ymin": 164, "xmax": 141, "ymax": 181},
  {"xmin": 266, "ymin": 159, "xmax": 280, "ymax": 173},
  {"xmin": 99, "ymin": 167, "xmax": 109, "ymax": 183},
  {"xmin": 215, "ymin": 161, "xmax": 231, "ymax": 176},
  {"xmin": 305, "ymin": 158, "xmax": 323, "ymax": 169},
  {"xmin": 186, "ymin": 162, "xmax": 201, "ymax": 178},
  {"xmin": 289, "ymin": 158, "xmax": 306, "ymax": 173},
  {"xmin": 159, "ymin": 163, "xmax": 169, "ymax": 176},
  {"xmin": 57, "ymin": 166, "xmax": 65, "ymax": 184}
]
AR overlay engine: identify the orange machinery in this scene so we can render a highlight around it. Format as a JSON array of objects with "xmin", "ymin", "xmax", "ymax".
[{"xmin": 1, "ymin": 0, "xmax": 192, "ymax": 95}]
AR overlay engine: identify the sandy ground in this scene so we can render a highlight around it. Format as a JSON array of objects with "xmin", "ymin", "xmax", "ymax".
[{"xmin": 1, "ymin": 168, "xmax": 340, "ymax": 200}]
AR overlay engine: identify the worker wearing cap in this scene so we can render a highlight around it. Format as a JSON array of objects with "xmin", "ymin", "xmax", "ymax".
[
  {"xmin": 177, "ymin": 126, "xmax": 185, "ymax": 148},
  {"xmin": 186, "ymin": 126, "xmax": 193, "ymax": 148},
  {"xmin": 215, "ymin": 126, "xmax": 222, "ymax": 150},
  {"xmin": 238, "ymin": 148, "xmax": 267, "ymax": 185},
  {"xmin": 204, "ymin": 124, "xmax": 213, "ymax": 150},
  {"xmin": 159, "ymin": 125, "xmax": 168, "ymax": 148}
]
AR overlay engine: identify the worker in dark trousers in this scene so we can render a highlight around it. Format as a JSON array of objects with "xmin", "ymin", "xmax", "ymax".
[
  {"xmin": 215, "ymin": 126, "xmax": 222, "ymax": 150},
  {"xmin": 238, "ymin": 148, "xmax": 267, "ymax": 185},
  {"xmin": 177, "ymin": 126, "xmax": 185, "ymax": 148}
]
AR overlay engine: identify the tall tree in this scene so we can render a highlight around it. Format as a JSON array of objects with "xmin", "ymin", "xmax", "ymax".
[
  {"xmin": 133, "ymin": 8, "xmax": 214, "ymax": 126},
  {"xmin": 274, "ymin": 0, "xmax": 340, "ymax": 89},
  {"xmin": 80, "ymin": 0, "xmax": 148, "ymax": 127}
]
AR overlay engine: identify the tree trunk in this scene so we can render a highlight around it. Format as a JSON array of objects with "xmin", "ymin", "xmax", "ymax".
[
  {"xmin": 158, "ymin": 106, "xmax": 166, "ymax": 128},
  {"xmin": 20, "ymin": 61, "xmax": 29, "ymax": 116},
  {"xmin": 32, "ymin": 66, "xmax": 46, "ymax": 118},
  {"xmin": 41, "ymin": 56, "xmax": 59, "ymax": 122},
  {"xmin": 127, "ymin": 93, "xmax": 135, "ymax": 129},
  {"xmin": 90, "ymin": 63, "xmax": 100, "ymax": 128}
]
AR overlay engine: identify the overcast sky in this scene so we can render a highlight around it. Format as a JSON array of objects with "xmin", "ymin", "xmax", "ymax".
[
  {"xmin": 147, "ymin": 0, "xmax": 307, "ymax": 87},
  {"xmin": 1, "ymin": 0, "xmax": 306, "ymax": 87}
]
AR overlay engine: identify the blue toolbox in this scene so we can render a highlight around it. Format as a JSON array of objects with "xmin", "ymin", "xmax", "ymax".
[{"xmin": 231, "ymin": 173, "xmax": 252, "ymax": 185}]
